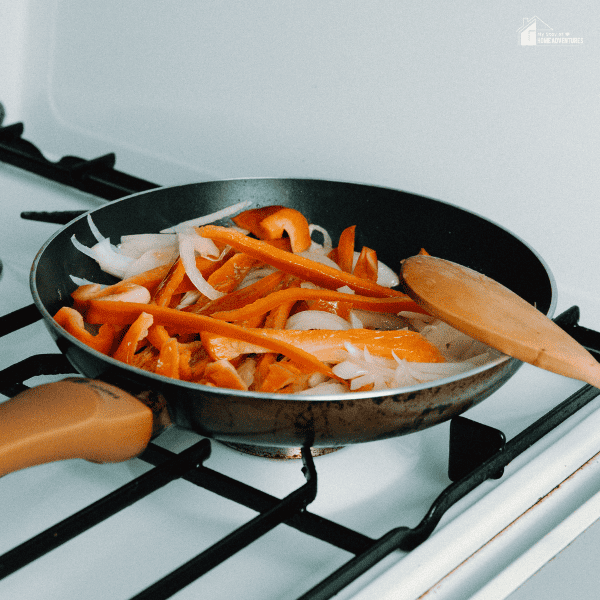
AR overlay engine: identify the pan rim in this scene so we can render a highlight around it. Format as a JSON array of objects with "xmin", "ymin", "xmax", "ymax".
[{"xmin": 30, "ymin": 177, "xmax": 558, "ymax": 402}]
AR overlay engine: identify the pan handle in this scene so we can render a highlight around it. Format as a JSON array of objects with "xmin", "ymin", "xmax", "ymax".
[{"xmin": 0, "ymin": 378, "xmax": 154, "ymax": 478}]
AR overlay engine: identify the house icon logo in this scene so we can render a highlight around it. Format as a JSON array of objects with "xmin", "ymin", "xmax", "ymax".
[{"xmin": 517, "ymin": 16, "xmax": 553, "ymax": 45}]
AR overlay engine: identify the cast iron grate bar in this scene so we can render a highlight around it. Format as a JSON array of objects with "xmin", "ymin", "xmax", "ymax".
[
  {"xmin": 139, "ymin": 443, "xmax": 373, "ymax": 556},
  {"xmin": 0, "ymin": 303, "xmax": 43, "ymax": 337},
  {"xmin": 130, "ymin": 447, "xmax": 318, "ymax": 600},
  {"xmin": 0, "ymin": 440, "xmax": 212, "ymax": 580},
  {"xmin": 0, "ymin": 122, "xmax": 160, "ymax": 203}
]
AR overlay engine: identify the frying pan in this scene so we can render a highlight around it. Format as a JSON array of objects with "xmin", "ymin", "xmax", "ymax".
[{"xmin": 0, "ymin": 179, "xmax": 556, "ymax": 473}]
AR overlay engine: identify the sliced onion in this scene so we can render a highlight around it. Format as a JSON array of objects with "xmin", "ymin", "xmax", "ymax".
[
  {"xmin": 72, "ymin": 235, "xmax": 134, "ymax": 278},
  {"xmin": 178, "ymin": 234, "xmax": 224, "ymax": 300},
  {"xmin": 350, "ymin": 252, "xmax": 399, "ymax": 288},
  {"xmin": 71, "ymin": 234, "xmax": 98, "ymax": 261},
  {"xmin": 293, "ymin": 382, "xmax": 348, "ymax": 395},
  {"xmin": 235, "ymin": 265, "xmax": 277, "ymax": 289},
  {"xmin": 87, "ymin": 214, "xmax": 106, "ymax": 243},
  {"xmin": 285, "ymin": 310, "xmax": 351, "ymax": 331},
  {"xmin": 176, "ymin": 290, "xmax": 202, "ymax": 309},
  {"xmin": 308, "ymin": 224, "xmax": 333, "ymax": 252},
  {"xmin": 118, "ymin": 233, "xmax": 177, "ymax": 258},
  {"xmin": 70, "ymin": 275, "xmax": 103, "ymax": 287},
  {"xmin": 298, "ymin": 249, "xmax": 341, "ymax": 270},
  {"xmin": 160, "ymin": 200, "xmax": 253, "ymax": 233},
  {"xmin": 122, "ymin": 246, "xmax": 179, "ymax": 278}
]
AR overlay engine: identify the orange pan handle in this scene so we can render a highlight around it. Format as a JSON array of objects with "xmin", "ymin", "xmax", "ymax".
[{"xmin": 0, "ymin": 378, "xmax": 155, "ymax": 478}]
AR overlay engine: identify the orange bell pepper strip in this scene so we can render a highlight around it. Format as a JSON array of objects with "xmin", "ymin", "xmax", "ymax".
[
  {"xmin": 336, "ymin": 225, "xmax": 356, "ymax": 273},
  {"xmin": 305, "ymin": 297, "xmax": 353, "ymax": 320},
  {"xmin": 85, "ymin": 300, "xmax": 341, "ymax": 381},
  {"xmin": 187, "ymin": 270, "xmax": 287, "ymax": 316},
  {"xmin": 231, "ymin": 205, "xmax": 285, "ymax": 235},
  {"xmin": 209, "ymin": 287, "xmax": 427, "ymax": 323},
  {"xmin": 254, "ymin": 207, "xmax": 312, "ymax": 254},
  {"xmin": 353, "ymin": 246, "xmax": 378, "ymax": 282},
  {"xmin": 197, "ymin": 225, "xmax": 407, "ymax": 298},
  {"xmin": 263, "ymin": 280, "xmax": 301, "ymax": 329},
  {"xmin": 203, "ymin": 359, "xmax": 249, "ymax": 391},
  {"xmin": 258, "ymin": 361, "xmax": 304, "ymax": 393},
  {"xmin": 152, "ymin": 258, "xmax": 187, "ymax": 306},
  {"xmin": 202, "ymin": 328, "xmax": 446, "ymax": 363},
  {"xmin": 155, "ymin": 337, "xmax": 180, "ymax": 379},
  {"xmin": 112, "ymin": 312, "xmax": 154, "ymax": 364},
  {"xmin": 53, "ymin": 306, "xmax": 116, "ymax": 355},
  {"xmin": 207, "ymin": 252, "xmax": 259, "ymax": 293}
]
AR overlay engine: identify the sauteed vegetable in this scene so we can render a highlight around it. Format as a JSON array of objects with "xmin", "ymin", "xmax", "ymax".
[{"xmin": 54, "ymin": 203, "xmax": 501, "ymax": 394}]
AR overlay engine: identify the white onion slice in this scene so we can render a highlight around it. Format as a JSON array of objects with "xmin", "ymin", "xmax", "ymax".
[
  {"xmin": 235, "ymin": 265, "xmax": 278, "ymax": 290},
  {"xmin": 87, "ymin": 214, "xmax": 106, "ymax": 243},
  {"xmin": 298, "ymin": 250, "xmax": 341, "ymax": 270},
  {"xmin": 118, "ymin": 233, "xmax": 178, "ymax": 258},
  {"xmin": 350, "ymin": 252, "xmax": 399, "ymax": 288},
  {"xmin": 308, "ymin": 224, "xmax": 333, "ymax": 252},
  {"xmin": 122, "ymin": 246, "xmax": 179, "ymax": 279},
  {"xmin": 160, "ymin": 200, "xmax": 253, "ymax": 233},
  {"xmin": 293, "ymin": 382, "xmax": 348, "ymax": 395},
  {"xmin": 70, "ymin": 275, "xmax": 103, "ymax": 287},
  {"xmin": 176, "ymin": 290, "xmax": 202, "ymax": 309},
  {"xmin": 285, "ymin": 310, "xmax": 352, "ymax": 331},
  {"xmin": 71, "ymin": 235, "xmax": 134, "ymax": 278},
  {"xmin": 178, "ymin": 234, "xmax": 224, "ymax": 300}
]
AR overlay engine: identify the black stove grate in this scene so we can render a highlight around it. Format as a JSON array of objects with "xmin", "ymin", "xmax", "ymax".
[
  {"xmin": 1, "ymin": 306, "xmax": 600, "ymax": 599},
  {"xmin": 3, "ymin": 125, "xmax": 600, "ymax": 598}
]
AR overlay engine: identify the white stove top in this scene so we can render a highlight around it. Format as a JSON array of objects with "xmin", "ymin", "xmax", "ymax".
[{"xmin": 2, "ymin": 159, "xmax": 600, "ymax": 600}]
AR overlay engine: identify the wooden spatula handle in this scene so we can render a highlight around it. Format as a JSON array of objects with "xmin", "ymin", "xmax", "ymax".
[{"xmin": 0, "ymin": 378, "xmax": 154, "ymax": 478}]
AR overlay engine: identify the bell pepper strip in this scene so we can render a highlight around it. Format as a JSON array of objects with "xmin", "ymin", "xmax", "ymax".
[
  {"xmin": 72, "ymin": 281, "xmax": 154, "ymax": 313},
  {"xmin": 336, "ymin": 225, "xmax": 356, "ymax": 273},
  {"xmin": 201, "ymin": 328, "xmax": 446, "ymax": 363},
  {"xmin": 197, "ymin": 225, "xmax": 407, "ymax": 298},
  {"xmin": 253, "ymin": 352, "xmax": 277, "ymax": 390},
  {"xmin": 254, "ymin": 207, "xmax": 312, "ymax": 254},
  {"xmin": 305, "ymin": 297, "xmax": 353, "ymax": 319},
  {"xmin": 112, "ymin": 312, "xmax": 154, "ymax": 364},
  {"xmin": 155, "ymin": 337, "xmax": 180, "ymax": 379},
  {"xmin": 231, "ymin": 205, "xmax": 285, "ymax": 235},
  {"xmin": 189, "ymin": 270, "xmax": 289, "ymax": 316},
  {"xmin": 54, "ymin": 306, "xmax": 116, "ymax": 355},
  {"xmin": 263, "ymin": 280, "xmax": 301, "ymax": 329},
  {"xmin": 353, "ymin": 246, "xmax": 378, "ymax": 282},
  {"xmin": 85, "ymin": 300, "xmax": 341, "ymax": 381},
  {"xmin": 203, "ymin": 359, "xmax": 249, "ymax": 391},
  {"xmin": 131, "ymin": 345, "xmax": 159, "ymax": 371},
  {"xmin": 258, "ymin": 361, "xmax": 304, "ymax": 393},
  {"xmin": 71, "ymin": 264, "xmax": 175, "ymax": 311},
  {"xmin": 146, "ymin": 323, "xmax": 171, "ymax": 350},
  {"xmin": 152, "ymin": 258, "xmax": 187, "ymax": 306},
  {"xmin": 207, "ymin": 252, "xmax": 260, "ymax": 293},
  {"xmin": 209, "ymin": 287, "xmax": 426, "ymax": 323}
]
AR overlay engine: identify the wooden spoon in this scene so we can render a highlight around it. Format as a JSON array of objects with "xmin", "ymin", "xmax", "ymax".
[{"xmin": 400, "ymin": 255, "xmax": 600, "ymax": 388}]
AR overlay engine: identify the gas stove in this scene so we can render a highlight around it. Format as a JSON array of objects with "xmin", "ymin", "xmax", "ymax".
[
  {"xmin": 2, "ymin": 121, "xmax": 600, "ymax": 600},
  {"xmin": 2, "ymin": 3, "xmax": 600, "ymax": 598}
]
